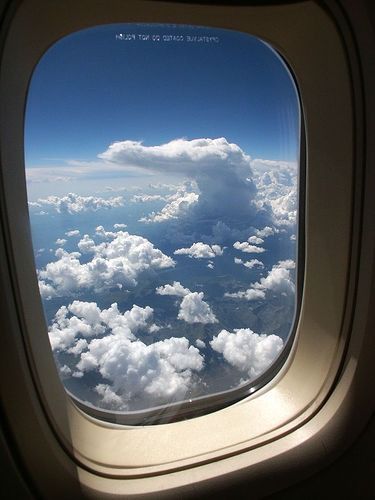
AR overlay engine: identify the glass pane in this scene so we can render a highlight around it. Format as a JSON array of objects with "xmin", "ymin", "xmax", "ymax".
[{"xmin": 25, "ymin": 24, "xmax": 300, "ymax": 421}]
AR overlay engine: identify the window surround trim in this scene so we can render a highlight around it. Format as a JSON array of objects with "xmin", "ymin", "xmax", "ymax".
[{"xmin": 0, "ymin": 0, "xmax": 371, "ymax": 497}]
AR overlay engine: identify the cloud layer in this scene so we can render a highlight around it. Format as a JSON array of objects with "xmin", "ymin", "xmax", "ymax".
[{"xmin": 29, "ymin": 192, "xmax": 124, "ymax": 214}]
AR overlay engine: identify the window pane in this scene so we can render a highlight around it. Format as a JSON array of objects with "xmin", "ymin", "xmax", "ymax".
[{"xmin": 25, "ymin": 24, "xmax": 300, "ymax": 422}]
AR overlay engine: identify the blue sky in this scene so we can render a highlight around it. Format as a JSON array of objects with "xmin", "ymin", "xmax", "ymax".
[{"xmin": 25, "ymin": 24, "xmax": 299, "ymax": 171}]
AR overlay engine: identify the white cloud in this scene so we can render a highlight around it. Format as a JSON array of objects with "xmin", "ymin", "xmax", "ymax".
[
  {"xmin": 233, "ymin": 241, "xmax": 265, "ymax": 254},
  {"xmin": 225, "ymin": 260, "xmax": 295, "ymax": 300},
  {"xmin": 255, "ymin": 260, "xmax": 295, "ymax": 294},
  {"xmin": 210, "ymin": 328, "xmax": 283, "ymax": 379},
  {"xmin": 195, "ymin": 339, "xmax": 206, "ymax": 349},
  {"xmin": 87, "ymin": 335, "xmax": 204, "ymax": 409},
  {"xmin": 59, "ymin": 364, "xmax": 71, "ymax": 377},
  {"xmin": 156, "ymin": 281, "xmax": 190, "ymax": 297},
  {"xmin": 55, "ymin": 238, "xmax": 67, "ymax": 246},
  {"xmin": 99, "ymin": 138, "xmax": 257, "ymax": 223},
  {"xmin": 224, "ymin": 288, "xmax": 266, "ymax": 300},
  {"xmin": 49, "ymin": 301, "xmax": 152, "ymax": 352},
  {"xmin": 99, "ymin": 137, "xmax": 251, "ymax": 173},
  {"xmin": 174, "ymin": 242, "xmax": 223, "ymax": 259},
  {"xmin": 139, "ymin": 185, "xmax": 198, "ymax": 223},
  {"xmin": 39, "ymin": 230, "xmax": 175, "ymax": 297},
  {"xmin": 234, "ymin": 258, "xmax": 264, "ymax": 270},
  {"xmin": 248, "ymin": 235, "xmax": 264, "ymax": 245},
  {"xmin": 148, "ymin": 182, "xmax": 179, "ymax": 191},
  {"xmin": 277, "ymin": 259, "xmax": 296, "ymax": 270},
  {"xmin": 67, "ymin": 338, "xmax": 88, "ymax": 355},
  {"xmin": 28, "ymin": 192, "xmax": 124, "ymax": 214},
  {"xmin": 77, "ymin": 234, "xmax": 96, "ymax": 254},
  {"xmin": 178, "ymin": 292, "xmax": 218, "ymax": 324},
  {"xmin": 38, "ymin": 280, "xmax": 57, "ymax": 300},
  {"xmin": 48, "ymin": 301, "xmax": 204, "ymax": 410},
  {"xmin": 255, "ymin": 226, "xmax": 276, "ymax": 238},
  {"xmin": 113, "ymin": 223, "xmax": 127, "ymax": 229},
  {"xmin": 251, "ymin": 159, "xmax": 298, "ymax": 227},
  {"xmin": 65, "ymin": 230, "xmax": 80, "ymax": 237},
  {"xmin": 156, "ymin": 282, "xmax": 217, "ymax": 324},
  {"xmin": 148, "ymin": 324, "xmax": 161, "ymax": 334},
  {"xmin": 131, "ymin": 194, "xmax": 168, "ymax": 203}
]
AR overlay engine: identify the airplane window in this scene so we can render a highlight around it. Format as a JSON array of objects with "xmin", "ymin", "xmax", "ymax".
[{"xmin": 24, "ymin": 23, "xmax": 301, "ymax": 423}]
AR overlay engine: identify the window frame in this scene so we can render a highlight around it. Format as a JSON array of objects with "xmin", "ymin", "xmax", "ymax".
[{"xmin": 0, "ymin": 0, "xmax": 371, "ymax": 497}]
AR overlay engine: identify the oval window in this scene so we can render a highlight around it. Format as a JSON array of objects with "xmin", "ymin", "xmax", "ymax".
[{"xmin": 25, "ymin": 23, "xmax": 301, "ymax": 424}]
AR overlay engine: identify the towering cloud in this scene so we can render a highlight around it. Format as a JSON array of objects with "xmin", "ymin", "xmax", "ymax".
[{"xmin": 98, "ymin": 138, "xmax": 257, "ymax": 222}]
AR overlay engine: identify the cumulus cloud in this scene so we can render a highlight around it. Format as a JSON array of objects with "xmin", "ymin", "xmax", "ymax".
[
  {"xmin": 255, "ymin": 226, "xmax": 277, "ymax": 238},
  {"xmin": 48, "ymin": 301, "xmax": 204, "ymax": 410},
  {"xmin": 65, "ymin": 230, "xmax": 80, "ymax": 237},
  {"xmin": 59, "ymin": 365, "xmax": 72, "ymax": 377},
  {"xmin": 99, "ymin": 138, "xmax": 257, "ymax": 222},
  {"xmin": 38, "ymin": 230, "xmax": 175, "ymax": 298},
  {"xmin": 255, "ymin": 260, "xmax": 295, "ymax": 294},
  {"xmin": 234, "ymin": 258, "xmax": 264, "ymax": 270},
  {"xmin": 139, "ymin": 183, "xmax": 199, "ymax": 223},
  {"xmin": 251, "ymin": 159, "xmax": 298, "ymax": 227},
  {"xmin": 224, "ymin": 288, "xmax": 266, "ymax": 300},
  {"xmin": 178, "ymin": 292, "xmax": 218, "ymax": 324},
  {"xmin": 174, "ymin": 242, "xmax": 223, "ymax": 259},
  {"xmin": 148, "ymin": 182, "xmax": 179, "ymax": 191},
  {"xmin": 156, "ymin": 281, "xmax": 217, "ymax": 324},
  {"xmin": 38, "ymin": 280, "xmax": 57, "ymax": 300},
  {"xmin": 131, "ymin": 194, "xmax": 168, "ymax": 203},
  {"xmin": 248, "ymin": 235, "xmax": 264, "ymax": 245},
  {"xmin": 55, "ymin": 238, "xmax": 67, "ymax": 246},
  {"xmin": 49, "ymin": 301, "xmax": 153, "ymax": 351},
  {"xmin": 113, "ymin": 223, "xmax": 127, "ymax": 229},
  {"xmin": 225, "ymin": 260, "xmax": 295, "ymax": 300},
  {"xmin": 233, "ymin": 241, "xmax": 265, "ymax": 254},
  {"xmin": 195, "ymin": 339, "xmax": 206, "ymax": 349},
  {"xmin": 155, "ymin": 281, "xmax": 190, "ymax": 297},
  {"xmin": 28, "ymin": 192, "xmax": 124, "ymax": 214},
  {"xmin": 210, "ymin": 328, "xmax": 283, "ymax": 379}
]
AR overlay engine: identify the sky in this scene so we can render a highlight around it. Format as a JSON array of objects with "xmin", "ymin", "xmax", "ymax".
[
  {"xmin": 25, "ymin": 24, "xmax": 299, "ymax": 198},
  {"xmin": 25, "ymin": 24, "xmax": 300, "ymax": 417}
]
